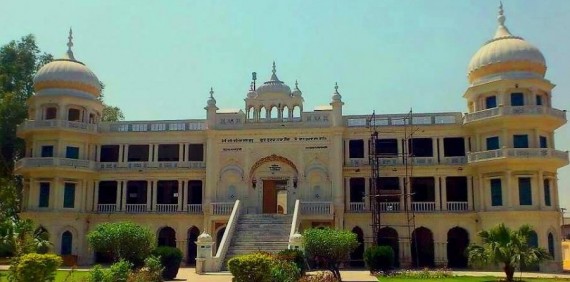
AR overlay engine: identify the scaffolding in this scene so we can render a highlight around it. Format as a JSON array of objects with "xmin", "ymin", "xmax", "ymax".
[{"xmin": 368, "ymin": 109, "xmax": 418, "ymax": 267}]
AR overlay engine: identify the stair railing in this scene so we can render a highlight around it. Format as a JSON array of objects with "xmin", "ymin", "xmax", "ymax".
[
  {"xmin": 213, "ymin": 200, "xmax": 241, "ymax": 271},
  {"xmin": 288, "ymin": 199, "xmax": 301, "ymax": 249}
]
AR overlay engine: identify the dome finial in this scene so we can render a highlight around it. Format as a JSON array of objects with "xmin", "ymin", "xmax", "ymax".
[
  {"xmin": 498, "ymin": 1, "xmax": 506, "ymax": 26},
  {"xmin": 209, "ymin": 87, "xmax": 214, "ymax": 98},
  {"xmin": 66, "ymin": 27, "xmax": 76, "ymax": 60},
  {"xmin": 334, "ymin": 82, "xmax": 339, "ymax": 93},
  {"xmin": 269, "ymin": 61, "xmax": 280, "ymax": 81},
  {"xmin": 272, "ymin": 61, "xmax": 276, "ymax": 75},
  {"xmin": 295, "ymin": 80, "xmax": 299, "ymax": 89}
]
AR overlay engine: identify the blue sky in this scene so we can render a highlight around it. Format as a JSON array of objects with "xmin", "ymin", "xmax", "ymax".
[{"xmin": 3, "ymin": 0, "xmax": 570, "ymax": 210}]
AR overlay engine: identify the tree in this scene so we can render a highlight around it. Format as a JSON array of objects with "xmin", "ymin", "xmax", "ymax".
[
  {"xmin": 303, "ymin": 228, "xmax": 358, "ymax": 281},
  {"xmin": 87, "ymin": 222, "xmax": 155, "ymax": 266},
  {"xmin": 0, "ymin": 217, "xmax": 51, "ymax": 257},
  {"xmin": 467, "ymin": 223, "xmax": 551, "ymax": 282},
  {"xmin": 102, "ymin": 105, "xmax": 125, "ymax": 122}
]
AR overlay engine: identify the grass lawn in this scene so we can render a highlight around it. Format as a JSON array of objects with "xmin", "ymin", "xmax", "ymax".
[
  {"xmin": 378, "ymin": 277, "xmax": 570, "ymax": 282},
  {"xmin": 0, "ymin": 269, "xmax": 90, "ymax": 282}
]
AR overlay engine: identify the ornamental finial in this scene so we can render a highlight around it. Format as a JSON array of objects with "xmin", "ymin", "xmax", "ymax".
[
  {"xmin": 334, "ymin": 82, "xmax": 339, "ymax": 93},
  {"xmin": 209, "ymin": 87, "xmax": 214, "ymax": 98},
  {"xmin": 66, "ymin": 27, "xmax": 75, "ymax": 60},
  {"xmin": 272, "ymin": 61, "xmax": 276, "ymax": 75},
  {"xmin": 295, "ymin": 80, "xmax": 299, "ymax": 89},
  {"xmin": 498, "ymin": 1, "xmax": 506, "ymax": 26}
]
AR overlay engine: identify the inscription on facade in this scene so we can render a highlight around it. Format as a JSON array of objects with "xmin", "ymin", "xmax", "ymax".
[{"xmin": 221, "ymin": 136, "xmax": 328, "ymax": 143}]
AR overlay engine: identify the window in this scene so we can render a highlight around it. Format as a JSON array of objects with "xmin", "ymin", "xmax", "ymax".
[
  {"xmin": 61, "ymin": 231, "xmax": 72, "ymax": 255},
  {"xmin": 490, "ymin": 179, "xmax": 502, "ymax": 206},
  {"xmin": 39, "ymin": 182, "xmax": 50, "ymax": 208},
  {"xmin": 66, "ymin": 146, "xmax": 79, "ymax": 159},
  {"xmin": 45, "ymin": 107, "xmax": 57, "ymax": 120},
  {"xmin": 375, "ymin": 139, "xmax": 398, "ymax": 157},
  {"xmin": 536, "ymin": 95, "xmax": 543, "ymax": 106},
  {"xmin": 443, "ymin": 137, "xmax": 466, "ymax": 157},
  {"xmin": 540, "ymin": 136, "xmax": 548, "ymax": 148},
  {"xmin": 513, "ymin": 135, "xmax": 529, "ymax": 148},
  {"xmin": 518, "ymin": 177, "xmax": 532, "ymax": 205},
  {"xmin": 511, "ymin": 92, "xmax": 524, "ymax": 106},
  {"xmin": 409, "ymin": 138, "xmax": 433, "ymax": 157},
  {"xmin": 158, "ymin": 144, "xmax": 179, "ymax": 161},
  {"xmin": 544, "ymin": 179, "xmax": 551, "ymax": 206},
  {"xmin": 548, "ymin": 233, "xmax": 555, "ymax": 257},
  {"xmin": 68, "ymin": 108, "xmax": 80, "ymax": 121},
  {"xmin": 63, "ymin": 183, "xmax": 75, "ymax": 208},
  {"xmin": 128, "ymin": 145, "xmax": 149, "ymax": 162},
  {"xmin": 187, "ymin": 180, "xmax": 203, "ymax": 204},
  {"xmin": 486, "ymin": 136, "xmax": 499, "ymax": 150},
  {"xmin": 485, "ymin": 96, "xmax": 497, "ymax": 109},
  {"xmin": 349, "ymin": 140, "xmax": 364, "ymax": 158},
  {"xmin": 188, "ymin": 144, "xmax": 204, "ymax": 161},
  {"xmin": 41, "ymin": 146, "xmax": 54, "ymax": 157},
  {"xmin": 100, "ymin": 145, "xmax": 120, "ymax": 162},
  {"xmin": 411, "ymin": 177, "xmax": 435, "ymax": 202},
  {"xmin": 349, "ymin": 178, "xmax": 365, "ymax": 202},
  {"xmin": 446, "ymin": 177, "xmax": 468, "ymax": 202}
]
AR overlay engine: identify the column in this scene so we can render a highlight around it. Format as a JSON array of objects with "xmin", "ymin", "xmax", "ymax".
[
  {"xmin": 538, "ymin": 171, "xmax": 544, "ymax": 209},
  {"xmin": 52, "ymin": 177, "xmax": 60, "ymax": 209},
  {"xmin": 146, "ymin": 180, "xmax": 152, "ymax": 211},
  {"xmin": 123, "ymin": 144, "xmax": 129, "ymax": 162},
  {"xmin": 478, "ymin": 174, "xmax": 485, "ymax": 211},
  {"xmin": 96, "ymin": 145, "xmax": 101, "ymax": 162},
  {"xmin": 434, "ymin": 176, "xmax": 441, "ymax": 211},
  {"xmin": 177, "ymin": 180, "xmax": 183, "ymax": 211},
  {"xmin": 148, "ymin": 144, "xmax": 153, "ymax": 162},
  {"xmin": 364, "ymin": 177, "xmax": 370, "ymax": 210},
  {"xmin": 178, "ymin": 143, "xmax": 184, "ymax": 162},
  {"xmin": 121, "ymin": 181, "xmax": 127, "ymax": 211},
  {"xmin": 506, "ymin": 170, "xmax": 513, "ymax": 209},
  {"xmin": 182, "ymin": 180, "xmax": 188, "ymax": 212},
  {"xmin": 553, "ymin": 174, "xmax": 560, "ymax": 209},
  {"xmin": 28, "ymin": 178, "xmax": 35, "ymax": 210},
  {"xmin": 153, "ymin": 144, "xmax": 159, "ymax": 162},
  {"xmin": 94, "ymin": 180, "xmax": 100, "ymax": 212},
  {"xmin": 467, "ymin": 176, "xmax": 473, "ymax": 210},
  {"xmin": 441, "ymin": 176, "xmax": 447, "ymax": 211},
  {"xmin": 118, "ymin": 145, "xmax": 124, "ymax": 163},
  {"xmin": 152, "ymin": 180, "xmax": 158, "ymax": 211},
  {"xmin": 437, "ymin": 137, "xmax": 444, "ymax": 163},
  {"xmin": 184, "ymin": 144, "xmax": 190, "ymax": 162},
  {"xmin": 399, "ymin": 176, "xmax": 405, "ymax": 211},
  {"xmin": 115, "ymin": 181, "xmax": 122, "ymax": 211}
]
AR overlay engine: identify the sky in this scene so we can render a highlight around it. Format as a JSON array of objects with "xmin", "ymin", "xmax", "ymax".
[{"xmin": 2, "ymin": 0, "xmax": 570, "ymax": 209}]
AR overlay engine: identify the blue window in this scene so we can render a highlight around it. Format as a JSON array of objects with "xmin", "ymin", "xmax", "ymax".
[
  {"xmin": 39, "ymin": 182, "xmax": 50, "ymax": 208},
  {"xmin": 536, "ymin": 95, "xmax": 543, "ymax": 106},
  {"xmin": 544, "ymin": 179, "xmax": 551, "ymax": 206},
  {"xmin": 518, "ymin": 177, "xmax": 532, "ymax": 205},
  {"xmin": 61, "ymin": 231, "xmax": 72, "ymax": 255},
  {"xmin": 485, "ymin": 96, "xmax": 497, "ymax": 109},
  {"xmin": 486, "ymin": 137, "xmax": 499, "ymax": 150},
  {"xmin": 41, "ymin": 146, "xmax": 53, "ymax": 157},
  {"xmin": 490, "ymin": 179, "xmax": 502, "ymax": 206},
  {"xmin": 548, "ymin": 233, "xmax": 555, "ymax": 257},
  {"xmin": 66, "ymin": 147, "xmax": 79, "ymax": 159},
  {"xmin": 63, "ymin": 183, "xmax": 75, "ymax": 208},
  {"xmin": 513, "ymin": 135, "xmax": 529, "ymax": 148},
  {"xmin": 540, "ymin": 136, "xmax": 548, "ymax": 148},
  {"xmin": 511, "ymin": 93, "xmax": 524, "ymax": 106}
]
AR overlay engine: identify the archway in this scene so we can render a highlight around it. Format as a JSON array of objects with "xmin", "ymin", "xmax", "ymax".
[
  {"xmin": 522, "ymin": 230, "xmax": 539, "ymax": 271},
  {"xmin": 411, "ymin": 227, "xmax": 434, "ymax": 267},
  {"xmin": 447, "ymin": 227, "xmax": 469, "ymax": 268},
  {"xmin": 186, "ymin": 227, "xmax": 200, "ymax": 265},
  {"xmin": 216, "ymin": 227, "xmax": 226, "ymax": 255},
  {"xmin": 350, "ymin": 227, "xmax": 365, "ymax": 267},
  {"xmin": 158, "ymin": 227, "xmax": 176, "ymax": 247},
  {"xmin": 61, "ymin": 231, "xmax": 73, "ymax": 255},
  {"xmin": 34, "ymin": 226, "xmax": 50, "ymax": 254},
  {"xmin": 377, "ymin": 227, "xmax": 399, "ymax": 267}
]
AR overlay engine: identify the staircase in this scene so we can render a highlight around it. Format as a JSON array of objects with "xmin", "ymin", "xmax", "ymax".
[{"xmin": 223, "ymin": 214, "xmax": 292, "ymax": 269}]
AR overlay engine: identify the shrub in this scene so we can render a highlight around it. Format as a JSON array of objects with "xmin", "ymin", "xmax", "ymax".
[
  {"xmin": 270, "ymin": 259, "xmax": 301, "ymax": 282},
  {"xmin": 127, "ymin": 256, "xmax": 163, "ymax": 282},
  {"xmin": 151, "ymin": 247, "xmax": 181, "ymax": 280},
  {"xmin": 276, "ymin": 249, "xmax": 306, "ymax": 275},
  {"xmin": 88, "ymin": 260, "xmax": 133, "ymax": 282},
  {"xmin": 87, "ymin": 222, "xmax": 155, "ymax": 266},
  {"xmin": 227, "ymin": 252, "xmax": 274, "ymax": 282},
  {"xmin": 298, "ymin": 271, "xmax": 338, "ymax": 282},
  {"xmin": 363, "ymin": 245, "xmax": 394, "ymax": 273},
  {"xmin": 303, "ymin": 228, "xmax": 358, "ymax": 281},
  {"xmin": 8, "ymin": 253, "xmax": 62, "ymax": 282}
]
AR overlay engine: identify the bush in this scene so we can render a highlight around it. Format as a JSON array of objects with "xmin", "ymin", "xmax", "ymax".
[
  {"xmin": 298, "ymin": 271, "xmax": 338, "ymax": 282},
  {"xmin": 270, "ymin": 259, "xmax": 301, "ymax": 282},
  {"xmin": 303, "ymin": 228, "xmax": 358, "ymax": 281},
  {"xmin": 87, "ymin": 222, "xmax": 155, "ymax": 266},
  {"xmin": 88, "ymin": 260, "xmax": 133, "ymax": 282},
  {"xmin": 276, "ymin": 249, "xmax": 306, "ymax": 275},
  {"xmin": 363, "ymin": 245, "xmax": 394, "ymax": 273},
  {"xmin": 151, "ymin": 247, "xmax": 182, "ymax": 280},
  {"xmin": 8, "ymin": 253, "xmax": 62, "ymax": 282},
  {"xmin": 227, "ymin": 252, "xmax": 275, "ymax": 282}
]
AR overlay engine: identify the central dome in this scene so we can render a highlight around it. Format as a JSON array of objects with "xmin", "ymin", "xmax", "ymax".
[
  {"xmin": 255, "ymin": 62, "xmax": 291, "ymax": 95},
  {"xmin": 467, "ymin": 5, "xmax": 546, "ymax": 84}
]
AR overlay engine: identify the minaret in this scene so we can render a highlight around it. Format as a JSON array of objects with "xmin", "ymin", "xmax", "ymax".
[
  {"xmin": 330, "ymin": 82, "xmax": 344, "ymax": 127},
  {"xmin": 205, "ymin": 87, "xmax": 218, "ymax": 129}
]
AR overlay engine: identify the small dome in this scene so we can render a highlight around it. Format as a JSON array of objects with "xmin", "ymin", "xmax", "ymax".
[
  {"xmin": 289, "ymin": 232, "xmax": 303, "ymax": 244},
  {"xmin": 247, "ymin": 83, "xmax": 258, "ymax": 99},
  {"xmin": 33, "ymin": 29, "xmax": 101, "ymax": 98},
  {"xmin": 467, "ymin": 5, "xmax": 546, "ymax": 84},
  {"xmin": 291, "ymin": 80, "xmax": 302, "ymax": 97},
  {"xmin": 256, "ymin": 62, "xmax": 291, "ymax": 95},
  {"xmin": 197, "ymin": 232, "xmax": 213, "ymax": 243}
]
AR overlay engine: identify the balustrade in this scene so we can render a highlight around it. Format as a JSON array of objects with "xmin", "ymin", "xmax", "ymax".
[
  {"xmin": 155, "ymin": 204, "xmax": 178, "ymax": 213},
  {"xmin": 464, "ymin": 105, "xmax": 566, "ymax": 123},
  {"xmin": 468, "ymin": 148, "xmax": 569, "ymax": 162},
  {"xmin": 187, "ymin": 204, "xmax": 203, "ymax": 214},
  {"xmin": 97, "ymin": 204, "xmax": 117, "ymax": 213},
  {"xmin": 411, "ymin": 202, "xmax": 435, "ymax": 212},
  {"xmin": 447, "ymin": 201, "xmax": 468, "ymax": 211},
  {"xmin": 348, "ymin": 202, "xmax": 366, "ymax": 212},
  {"xmin": 125, "ymin": 204, "xmax": 147, "ymax": 213},
  {"xmin": 300, "ymin": 202, "xmax": 333, "ymax": 215},
  {"xmin": 379, "ymin": 202, "xmax": 400, "ymax": 212},
  {"xmin": 212, "ymin": 202, "xmax": 234, "ymax": 215}
]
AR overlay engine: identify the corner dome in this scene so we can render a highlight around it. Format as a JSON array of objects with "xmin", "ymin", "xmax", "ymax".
[
  {"xmin": 467, "ymin": 4, "xmax": 546, "ymax": 84},
  {"xmin": 255, "ymin": 62, "xmax": 291, "ymax": 95},
  {"xmin": 33, "ymin": 29, "xmax": 102, "ymax": 98}
]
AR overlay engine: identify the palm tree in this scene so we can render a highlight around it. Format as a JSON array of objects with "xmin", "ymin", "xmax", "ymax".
[
  {"xmin": 467, "ymin": 223, "xmax": 551, "ymax": 282},
  {"xmin": 0, "ymin": 216, "xmax": 51, "ymax": 256}
]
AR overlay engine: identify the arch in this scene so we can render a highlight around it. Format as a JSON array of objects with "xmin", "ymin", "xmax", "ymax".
[
  {"xmin": 282, "ymin": 106, "xmax": 290, "ymax": 121},
  {"xmin": 34, "ymin": 226, "xmax": 50, "ymax": 254},
  {"xmin": 220, "ymin": 164, "xmax": 244, "ymax": 180},
  {"xmin": 350, "ymin": 226, "xmax": 365, "ymax": 267},
  {"xmin": 293, "ymin": 105, "xmax": 301, "ymax": 120},
  {"xmin": 377, "ymin": 227, "xmax": 399, "ymax": 267},
  {"xmin": 522, "ymin": 230, "xmax": 539, "ymax": 271},
  {"xmin": 548, "ymin": 232, "xmax": 555, "ymax": 258},
  {"xmin": 158, "ymin": 227, "xmax": 176, "ymax": 247},
  {"xmin": 447, "ymin": 227, "xmax": 469, "ymax": 268},
  {"xmin": 61, "ymin": 231, "xmax": 73, "ymax": 255},
  {"xmin": 270, "ymin": 105, "xmax": 278, "ymax": 119},
  {"xmin": 248, "ymin": 154, "xmax": 299, "ymax": 180},
  {"xmin": 215, "ymin": 227, "xmax": 226, "ymax": 255},
  {"xmin": 186, "ymin": 226, "xmax": 200, "ymax": 265},
  {"xmin": 304, "ymin": 163, "xmax": 329, "ymax": 180},
  {"xmin": 247, "ymin": 106, "xmax": 255, "ymax": 120},
  {"xmin": 259, "ymin": 107, "xmax": 267, "ymax": 120},
  {"xmin": 411, "ymin": 227, "xmax": 434, "ymax": 267},
  {"xmin": 44, "ymin": 106, "xmax": 58, "ymax": 120}
]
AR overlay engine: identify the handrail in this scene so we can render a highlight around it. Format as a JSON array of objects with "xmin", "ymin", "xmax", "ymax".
[
  {"xmin": 213, "ymin": 200, "xmax": 241, "ymax": 271},
  {"xmin": 288, "ymin": 200, "xmax": 301, "ymax": 249}
]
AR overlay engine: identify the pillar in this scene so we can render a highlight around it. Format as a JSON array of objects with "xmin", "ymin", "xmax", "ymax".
[
  {"xmin": 148, "ymin": 144, "xmax": 153, "ymax": 162},
  {"xmin": 182, "ymin": 180, "xmax": 188, "ymax": 212},
  {"xmin": 506, "ymin": 170, "xmax": 513, "ymax": 209},
  {"xmin": 441, "ymin": 176, "xmax": 447, "ymax": 211},
  {"xmin": 178, "ymin": 143, "xmax": 184, "ymax": 162},
  {"xmin": 118, "ymin": 145, "xmax": 124, "ymax": 163},
  {"xmin": 467, "ymin": 176, "xmax": 473, "ymax": 210},
  {"xmin": 123, "ymin": 144, "xmax": 129, "ymax": 162},
  {"xmin": 538, "ymin": 171, "xmax": 544, "ymax": 209},
  {"xmin": 177, "ymin": 180, "xmax": 183, "ymax": 211},
  {"xmin": 94, "ymin": 180, "xmax": 100, "ymax": 212},
  {"xmin": 478, "ymin": 174, "xmax": 485, "ymax": 211},
  {"xmin": 146, "ymin": 180, "xmax": 152, "ymax": 211},
  {"xmin": 115, "ymin": 181, "xmax": 122, "ymax": 211},
  {"xmin": 364, "ymin": 177, "xmax": 370, "ymax": 210},
  {"xmin": 434, "ymin": 176, "xmax": 441, "ymax": 211},
  {"xmin": 152, "ymin": 180, "xmax": 158, "ymax": 211},
  {"xmin": 52, "ymin": 177, "xmax": 60, "ymax": 209},
  {"xmin": 153, "ymin": 144, "xmax": 159, "ymax": 162},
  {"xmin": 121, "ymin": 181, "xmax": 127, "ymax": 211}
]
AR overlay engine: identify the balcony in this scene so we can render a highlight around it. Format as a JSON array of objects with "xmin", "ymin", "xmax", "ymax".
[
  {"xmin": 447, "ymin": 201, "xmax": 469, "ymax": 211},
  {"xmin": 212, "ymin": 202, "xmax": 234, "ymax": 215},
  {"xmin": 96, "ymin": 203, "xmax": 203, "ymax": 214},
  {"xmin": 440, "ymin": 156, "xmax": 467, "ymax": 165},
  {"xmin": 464, "ymin": 106, "xmax": 566, "ymax": 124},
  {"xmin": 300, "ymin": 201, "xmax": 334, "ymax": 215},
  {"xmin": 18, "ymin": 120, "xmax": 98, "ymax": 134},
  {"xmin": 379, "ymin": 202, "xmax": 400, "ymax": 212},
  {"xmin": 187, "ymin": 204, "xmax": 203, "ymax": 214},
  {"xmin": 468, "ymin": 148, "xmax": 569, "ymax": 164},
  {"xmin": 347, "ymin": 202, "xmax": 366, "ymax": 213},
  {"xmin": 155, "ymin": 204, "xmax": 178, "ymax": 213},
  {"xmin": 15, "ymin": 157, "xmax": 97, "ymax": 172},
  {"xmin": 411, "ymin": 202, "xmax": 436, "ymax": 212},
  {"xmin": 98, "ymin": 161, "xmax": 206, "ymax": 170},
  {"xmin": 97, "ymin": 204, "xmax": 117, "ymax": 213},
  {"xmin": 125, "ymin": 204, "xmax": 147, "ymax": 213}
]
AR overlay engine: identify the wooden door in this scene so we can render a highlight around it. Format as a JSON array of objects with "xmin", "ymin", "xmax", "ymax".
[{"xmin": 263, "ymin": 180, "xmax": 277, "ymax": 213}]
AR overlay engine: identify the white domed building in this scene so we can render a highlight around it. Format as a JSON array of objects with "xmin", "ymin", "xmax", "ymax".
[{"xmin": 14, "ymin": 5, "xmax": 566, "ymax": 272}]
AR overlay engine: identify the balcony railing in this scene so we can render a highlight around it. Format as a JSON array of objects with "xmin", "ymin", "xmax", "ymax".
[
  {"xmin": 125, "ymin": 204, "xmax": 147, "ymax": 213},
  {"xmin": 155, "ymin": 204, "xmax": 178, "ymax": 213},
  {"xmin": 447, "ymin": 201, "xmax": 469, "ymax": 211},
  {"xmin": 411, "ymin": 157, "xmax": 435, "ymax": 166},
  {"xmin": 187, "ymin": 204, "xmax": 203, "ymax": 214},
  {"xmin": 300, "ymin": 201, "xmax": 333, "ymax": 215},
  {"xmin": 468, "ymin": 148, "xmax": 569, "ymax": 163},
  {"xmin": 348, "ymin": 202, "xmax": 366, "ymax": 212},
  {"xmin": 15, "ymin": 158, "xmax": 97, "ymax": 171},
  {"xmin": 18, "ymin": 120, "xmax": 98, "ymax": 133},
  {"xmin": 99, "ymin": 161, "xmax": 206, "ymax": 170},
  {"xmin": 412, "ymin": 202, "xmax": 436, "ymax": 212},
  {"xmin": 212, "ymin": 202, "xmax": 234, "ymax": 215},
  {"xmin": 97, "ymin": 204, "xmax": 117, "ymax": 213},
  {"xmin": 464, "ymin": 106, "xmax": 566, "ymax": 123},
  {"xmin": 441, "ymin": 156, "xmax": 467, "ymax": 165},
  {"xmin": 379, "ymin": 202, "xmax": 400, "ymax": 212}
]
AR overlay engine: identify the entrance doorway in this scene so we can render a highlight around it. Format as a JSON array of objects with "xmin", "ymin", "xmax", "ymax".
[{"xmin": 263, "ymin": 180, "xmax": 287, "ymax": 214}]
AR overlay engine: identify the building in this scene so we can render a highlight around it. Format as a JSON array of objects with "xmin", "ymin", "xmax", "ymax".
[{"xmin": 15, "ymin": 5, "xmax": 567, "ymax": 271}]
